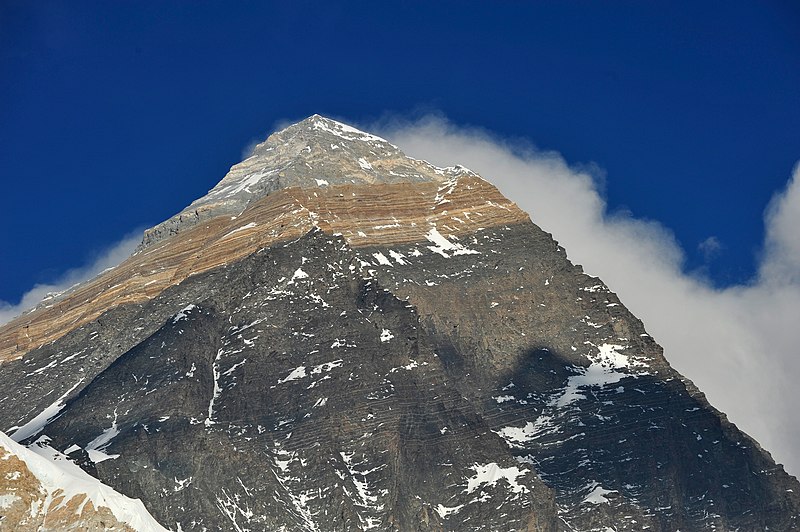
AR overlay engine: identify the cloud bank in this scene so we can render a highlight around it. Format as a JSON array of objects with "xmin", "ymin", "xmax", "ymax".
[
  {"xmin": 378, "ymin": 115, "xmax": 800, "ymax": 477},
  {"xmin": 0, "ymin": 231, "xmax": 143, "ymax": 325}
]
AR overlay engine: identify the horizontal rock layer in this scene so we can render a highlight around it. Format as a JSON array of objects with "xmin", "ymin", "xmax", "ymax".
[
  {"xmin": 0, "ymin": 175, "xmax": 525, "ymax": 363},
  {"xmin": 1, "ymin": 116, "xmax": 798, "ymax": 531}
]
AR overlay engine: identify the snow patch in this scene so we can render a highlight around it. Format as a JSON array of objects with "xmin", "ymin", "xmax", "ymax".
[
  {"xmin": 553, "ymin": 343, "xmax": 648, "ymax": 407},
  {"xmin": 172, "ymin": 304, "xmax": 197, "ymax": 324},
  {"xmin": 278, "ymin": 366, "xmax": 307, "ymax": 384},
  {"xmin": 435, "ymin": 503, "xmax": 464, "ymax": 518},
  {"xmin": 10, "ymin": 379, "xmax": 84, "ymax": 443},
  {"xmin": 372, "ymin": 252, "xmax": 392, "ymax": 266},
  {"xmin": 464, "ymin": 463, "xmax": 528, "ymax": 495},
  {"xmin": 86, "ymin": 410, "xmax": 121, "ymax": 463},
  {"xmin": 288, "ymin": 268, "xmax": 309, "ymax": 285},
  {"xmin": 582, "ymin": 481, "xmax": 616, "ymax": 505},
  {"xmin": 223, "ymin": 222, "xmax": 257, "ymax": 238},
  {"xmin": 425, "ymin": 227, "xmax": 479, "ymax": 258},
  {"xmin": 493, "ymin": 422, "xmax": 538, "ymax": 446}
]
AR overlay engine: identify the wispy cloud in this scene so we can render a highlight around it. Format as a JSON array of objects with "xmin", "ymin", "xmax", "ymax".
[
  {"xmin": 698, "ymin": 235, "xmax": 723, "ymax": 262},
  {"xmin": 0, "ymin": 230, "xmax": 144, "ymax": 326},
  {"xmin": 377, "ymin": 115, "xmax": 800, "ymax": 476}
]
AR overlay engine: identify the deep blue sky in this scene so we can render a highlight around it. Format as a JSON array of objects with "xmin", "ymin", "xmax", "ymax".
[{"xmin": 1, "ymin": 1, "xmax": 799, "ymax": 305}]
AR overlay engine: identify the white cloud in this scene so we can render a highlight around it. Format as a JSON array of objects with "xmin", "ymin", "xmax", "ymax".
[
  {"xmin": 0, "ymin": 230, "xmax": 143, "ymax": 326},
  {"xmin": 377, "ymin": 115, "xmax": 800, "ymax": 477}
]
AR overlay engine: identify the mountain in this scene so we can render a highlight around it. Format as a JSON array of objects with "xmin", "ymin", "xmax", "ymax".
[{"xmin": 0, "ymin": 115, "xmax": 798, "ymax": 531}]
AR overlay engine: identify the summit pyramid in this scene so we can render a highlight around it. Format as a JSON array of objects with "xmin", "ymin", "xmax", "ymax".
[{"xmin": 1, "ymin": 116, "xmax": 798, "ymax": 531}]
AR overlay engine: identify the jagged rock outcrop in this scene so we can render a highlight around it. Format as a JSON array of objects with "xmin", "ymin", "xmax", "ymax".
[{"xmin": 0, "ymin": 115, "xmax": 798, "ymax": 531}]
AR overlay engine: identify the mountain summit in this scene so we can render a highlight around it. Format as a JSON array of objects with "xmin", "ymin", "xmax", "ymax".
[
  {"xmin": 139, "ymin": 115, "xmax": 470, "ymax": 249},
  {"xmin": 1, "ymin": 116, "xmax": 798, "ymax": 531}
]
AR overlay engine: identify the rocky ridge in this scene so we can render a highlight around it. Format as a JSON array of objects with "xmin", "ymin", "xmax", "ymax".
[
  {"xmin": 0, "ymin": 431, "xmax": 165, "ymax": 531},
  {"xmin": 0, "ymin": 115, "xmax": 798, "ymax": 531}
]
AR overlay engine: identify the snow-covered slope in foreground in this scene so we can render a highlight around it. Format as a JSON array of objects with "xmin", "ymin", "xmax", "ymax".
[{"xmin": 0, "ymin": 431, "xmax": 167, "ymax": 532}]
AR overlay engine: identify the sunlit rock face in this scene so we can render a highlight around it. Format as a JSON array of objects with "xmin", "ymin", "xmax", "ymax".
[{"xmin": 0, "ymin": 116, "xmax": 798, "ymax": 531}]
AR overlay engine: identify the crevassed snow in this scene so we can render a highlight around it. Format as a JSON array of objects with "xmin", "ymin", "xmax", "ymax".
[
  {"xmin": 425, "ymin": 227, "xmax": 479, "ymax": 258},
  {"xmin": 10, "ymin": 379, "xmax": 84, "ymax": 443},
  {"xmin": 0, "ymin": 432, "xmax": 168, "ymax": 531},
  {"xmin": 464, "ymin": 462, "xmax": 528, "ymax": 494}
]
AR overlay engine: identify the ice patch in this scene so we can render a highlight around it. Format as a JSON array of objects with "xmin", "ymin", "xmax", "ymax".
[{"xmin": 380, "ymin": 329, "xmax": 394, "ymax": 343}]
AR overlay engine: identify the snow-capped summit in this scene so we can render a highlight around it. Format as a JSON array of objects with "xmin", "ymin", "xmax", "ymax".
[{"xmin": 1, "ymin": 116, "xmax": 799, "ymax": 531}]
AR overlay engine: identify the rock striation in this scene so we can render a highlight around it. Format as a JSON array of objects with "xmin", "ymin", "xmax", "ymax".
[{"xmin": 0, "ymin": 115, "xmax": 798, "ymax": 531}]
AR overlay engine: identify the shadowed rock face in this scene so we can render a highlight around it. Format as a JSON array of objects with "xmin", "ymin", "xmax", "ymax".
[{"xmin": 0, "ymin": 116, "xmax": 798, "ymax": 531}]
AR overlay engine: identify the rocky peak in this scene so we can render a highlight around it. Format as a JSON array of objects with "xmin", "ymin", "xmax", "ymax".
[
  {"xmin": 3, "ymin": 115, "xmax": 799, "ymax": 531},
  {"xmin": 138, "ymin": 114, "xmax": 474, "ymax": 250}
]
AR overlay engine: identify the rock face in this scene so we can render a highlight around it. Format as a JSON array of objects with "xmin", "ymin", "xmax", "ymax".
[{"xmin": 0, "ymin": 115, "xmax": 798, "ymax": 531}]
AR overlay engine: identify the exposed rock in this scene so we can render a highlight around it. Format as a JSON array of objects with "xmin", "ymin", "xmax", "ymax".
[{"xmin": 0, "ymin": 116, "xmax": 798, "ymax": 531}]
